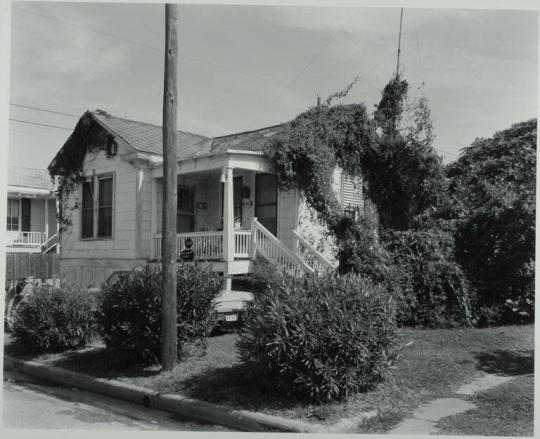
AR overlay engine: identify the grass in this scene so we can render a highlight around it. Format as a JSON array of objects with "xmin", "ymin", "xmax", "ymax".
[{"xmin": 4, "ymin": 325, "xmax": 534, "ymax": 433}]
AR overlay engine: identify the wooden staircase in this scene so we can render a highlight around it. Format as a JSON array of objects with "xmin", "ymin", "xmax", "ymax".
[
  {"xmin": 41, "ymin": 233, "xmax": 59, "ymax": 254},
  {"xmin": 251, "ymin": 218, "xmax": 335, "ymax": 276}
]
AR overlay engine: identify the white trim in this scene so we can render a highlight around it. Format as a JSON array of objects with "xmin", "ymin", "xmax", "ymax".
[
  {"xmin": 150, "ymin": 152, "xmax": 273, "ymax": 177},
  {"xmin": 7, "ymin": 186, "xmax": 52, "ymax": 196},
  {"xmin": 224, "ymin": 149, "xmax": 265, "ymax": 156}
]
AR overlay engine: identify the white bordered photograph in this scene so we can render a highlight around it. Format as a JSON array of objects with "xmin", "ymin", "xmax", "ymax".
[{"xmin": 1, "ymin": 0, "xmax": 537, "ymax": 436}]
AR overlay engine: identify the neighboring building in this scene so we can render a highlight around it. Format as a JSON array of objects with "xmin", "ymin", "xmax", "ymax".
[
  {"xmin": 48, "ymin": 111, "xmax": 364, "ymax": 289},
  {"xmin": 6, "ymin": 166, "xmax": 58, "ymax": 254}
]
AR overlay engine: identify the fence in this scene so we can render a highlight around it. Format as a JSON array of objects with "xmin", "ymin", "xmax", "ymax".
[{"xmin": 5, "ymin": 252, "xmax": 60, "ymax": 283}]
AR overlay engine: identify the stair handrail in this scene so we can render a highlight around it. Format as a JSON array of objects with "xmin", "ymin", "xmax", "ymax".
[
  {"xmin": 251, "ymin": 218, "xmax": 314, "ymax": 275},
  {"xmin": 41, "ymin": 233, "xmax": 58, "ymax": 253},
  {"xmin": 293, "ymin": 230, "xmax": 336, "ymax": 273}
]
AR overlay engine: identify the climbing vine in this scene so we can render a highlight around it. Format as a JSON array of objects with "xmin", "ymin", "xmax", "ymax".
[
  {"xmin": 48, "ymin": 110, "xmax": 117, "ymax": 231},
  {"xmin": 264, "ymin": 75, "xmax": 445, "ymax": 268}
]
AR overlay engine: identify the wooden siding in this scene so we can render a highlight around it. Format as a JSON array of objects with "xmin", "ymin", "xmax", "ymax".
[
  {"xmin": 60, "ymin": 147, "xmax": 137, "ymax": 261},
  {"xmin": 277, "ymin": 189, "xmax": 298, "ymax": 250}
]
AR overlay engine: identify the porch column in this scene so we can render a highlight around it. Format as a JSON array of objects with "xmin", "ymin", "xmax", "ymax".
[
  {"xmin": 222, "ymin": 166, "xmax": 234, "ymax": 290},
  {"xmin": 44, "ymin": 197, "xmax": 49, "ymax": 239}
]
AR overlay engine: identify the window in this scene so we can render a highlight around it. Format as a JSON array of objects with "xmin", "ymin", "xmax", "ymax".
[
  {"xmin": 7, "ymin": 199, "xmax": 19, "ymax": 231},
  {"xmin": 81, "ymin": 174, "xmax": 114, "ymax": 239},
  {"xmin": 177, "ymin": 186, "xmax": 194, "ymax": 233}
]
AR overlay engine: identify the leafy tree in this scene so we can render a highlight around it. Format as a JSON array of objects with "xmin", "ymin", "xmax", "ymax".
[
  {"xmin": 365, "ymin": 76, "xmax": 446, "ymax": 230},
  {"xmin": 448, "ymin": 119, "xmax": 536, "ymax": 323}
]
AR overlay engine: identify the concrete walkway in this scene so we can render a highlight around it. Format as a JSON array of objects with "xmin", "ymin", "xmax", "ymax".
[{"xmin": 389, "ymin": 373, "xmax": 515, "ymax": 435}]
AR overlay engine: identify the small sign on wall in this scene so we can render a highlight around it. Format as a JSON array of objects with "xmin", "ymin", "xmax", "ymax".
[{"xmin": 196, "ymin": 201, "xmax": 207, "ymax": 210}]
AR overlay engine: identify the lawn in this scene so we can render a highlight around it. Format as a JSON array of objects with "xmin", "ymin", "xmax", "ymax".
[{"xmin": 4, "ymin": 325, "xmax": 534, "ymax": 433}]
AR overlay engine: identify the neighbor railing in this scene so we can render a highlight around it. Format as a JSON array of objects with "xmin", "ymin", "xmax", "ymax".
[{"xmin": 6, "ymin": 231, "xmax": 47, "ymax": 247}]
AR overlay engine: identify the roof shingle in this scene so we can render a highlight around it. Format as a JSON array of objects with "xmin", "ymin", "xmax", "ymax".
[
  {"xmin": 8, "ymin": 166, "xmax": 53, "ymax": 191},
  {"xmin": 90, "ymin": 111, "xmax": 286, "ymax": 160}
]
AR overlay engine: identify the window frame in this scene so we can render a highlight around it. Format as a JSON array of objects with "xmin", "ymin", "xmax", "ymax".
[
  {"xmin": 80, "ymin": 172, "xmax": 115, "ymax": 240},
  {"xmin": 7, "ymin": 198, "xmax": 21, "ymax": 232}
]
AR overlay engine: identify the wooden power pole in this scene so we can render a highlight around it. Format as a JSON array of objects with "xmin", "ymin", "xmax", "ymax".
[{"xmin": 161, "ymin": 3, "xmax": 178, "ymax": 371}]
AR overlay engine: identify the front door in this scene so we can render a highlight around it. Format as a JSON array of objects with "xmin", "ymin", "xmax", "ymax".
[{"xmin": 255, "ymin": 173, "xmax": 277, "ymax": 236}]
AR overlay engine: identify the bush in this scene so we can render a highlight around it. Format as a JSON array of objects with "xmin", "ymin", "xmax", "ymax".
[
  {"xmin": 455, "ymin": 193, "xmax": 534, "ymax": 325},
  {"xmin": 96, "ymin": 264, "xmax": 222, "ymax": 366},
  {"xmin": 12, "ymin": 284, "xmax": 96, "ymax": 353},
  {"xmin": 384, "ymin": 229, "xmax": 474, "ymax": 327},
  {"xmin": 237, "ymin": 274, "xmax": 401, "ymax": 402}
]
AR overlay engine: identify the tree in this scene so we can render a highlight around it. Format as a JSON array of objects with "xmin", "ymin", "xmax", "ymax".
[
  {"xmin": 448, "ymin": 119, "xmax": 536, "ymax": 323},
  {"xmin": 365, "ymin": 75, "xmax": 445, "ymax": 231}
]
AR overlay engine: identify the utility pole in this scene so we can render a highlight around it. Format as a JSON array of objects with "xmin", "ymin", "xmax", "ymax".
[{"xmin": 161, "ymin": 3, "xmax": 178, "ymax": 371}]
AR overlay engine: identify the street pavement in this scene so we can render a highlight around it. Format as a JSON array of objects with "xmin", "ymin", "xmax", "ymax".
[{"xmin": 2, "ymin": 370, "xmax": 232, "ymax": 431}]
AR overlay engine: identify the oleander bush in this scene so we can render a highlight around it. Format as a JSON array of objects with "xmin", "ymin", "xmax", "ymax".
[
  {"xmin": 96, "ymin": 264, "xmax": 222, "ymax": 365},
  {"xmin": 237, "ymin": 274, "xmax": 402, "ymax": 401},
  {"xmin": 12, "ymin": 284, "xmax": 96, "ymax": 353}
]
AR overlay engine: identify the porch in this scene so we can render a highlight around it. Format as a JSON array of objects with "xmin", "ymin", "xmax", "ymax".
[
  {"xmin": 148, "ymin": 149, "xmax": 334, "ymax": 280},
  {"xmin": 6, "ymin": 193, "xmax": 58, "ymax": 254}
]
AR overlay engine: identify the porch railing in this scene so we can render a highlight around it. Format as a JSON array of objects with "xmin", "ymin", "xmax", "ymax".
[
  {"xmin": 293, "ymin": 230, "xmax": 336, "ymax": 274},
  {"xmin": 152, "ymin": 230, "xmax": 253, "ymax": 261},
  {"xmin": 7, "ymin": 231, "xmax": 47, "ymax": 247}
]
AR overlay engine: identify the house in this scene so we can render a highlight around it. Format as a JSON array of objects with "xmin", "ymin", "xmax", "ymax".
[
  {"xmin": 6, "ymin": 166, "xmax": 58, "ymax": 254},
  {"xmin": 48, "ymin": 110, "xmax": 364, "ymax": 290}
]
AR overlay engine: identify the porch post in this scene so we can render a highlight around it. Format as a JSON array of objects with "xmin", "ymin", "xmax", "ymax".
[
  {"xmin": 222, "ymin": 166, "xmax": 234, "ymax": 291},
  {"xmin": 44, "ymin": 197, "xmax": 49, "ymax": 239}
]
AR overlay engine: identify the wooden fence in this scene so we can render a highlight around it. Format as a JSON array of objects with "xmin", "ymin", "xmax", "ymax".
[{"xmin": 5, "ymin": 253, "xmax": 60, "ymax": 282}]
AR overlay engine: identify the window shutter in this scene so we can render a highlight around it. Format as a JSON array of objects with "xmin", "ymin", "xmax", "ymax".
[
  {"xmin": 341, "ymin": 173, "xmax": 364, "ymax": 212},
  {"xmin": 21, "ymin": 198, "xmax": 31, "ymax": 231}
]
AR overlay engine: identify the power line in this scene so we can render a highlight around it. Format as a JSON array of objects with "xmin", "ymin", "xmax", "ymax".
[
  {"xmin": 10, "ymin": 103, "xmax": 79, "ymax": 118},
  {"xmin": 259, "ymin": 10, "xmax": 362, "ymax": 118},
  {"xmin": 9, "ymin": 118, "xmax": 73, "ymax": 131},
  {"xmin": 13, "ymin": 5, "xmax": 161, "ymax": 53},
  {"xmin": 13, "ymin": 5, "xmax": 275, "ymax": 84}
]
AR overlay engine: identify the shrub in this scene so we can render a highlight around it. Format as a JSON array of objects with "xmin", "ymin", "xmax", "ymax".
[
  {"xmin": 237, "ymin": 274, "xmax": 402, "ymax": 402},
  {"xmin": 96, "ymin": 264, "xmax": 222, "ymax": 366},
  {"xmin": 384, "ymin": 229, "xmax": 474, "ymax": 327},
  {"xmin": 455, "ymin": 193, "xmax": 534, "ymax": 325},
  {"xmin": 12, "ymin": 284, "xmax": 96, "ymax": 353}
]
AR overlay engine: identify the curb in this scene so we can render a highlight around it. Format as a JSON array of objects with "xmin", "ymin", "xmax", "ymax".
[{"xmin": 4, "ymin": 355, "xmax": 321, "ymax": 432}]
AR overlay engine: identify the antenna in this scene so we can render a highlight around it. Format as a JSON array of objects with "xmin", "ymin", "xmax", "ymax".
[{"xmin": 396, "ymin": 8, "xmax": 404, "ymax": 77}]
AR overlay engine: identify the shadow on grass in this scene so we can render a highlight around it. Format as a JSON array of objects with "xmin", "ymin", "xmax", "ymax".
[
  {"xmin": 474, "ymin": 350, "xmax": 534, "ymax": 376},
  {"xmin": 50, "ymin": 346, "xmax": 161, "ymax": 380},
  {"xmin": 179, "ymin": 363, "xmax": 306, "ymax": 413}
]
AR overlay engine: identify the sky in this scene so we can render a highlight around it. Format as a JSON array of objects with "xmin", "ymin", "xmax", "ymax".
[{"xmin": 6, "ymin": 1, "xmax": 538, "ymax": 169}]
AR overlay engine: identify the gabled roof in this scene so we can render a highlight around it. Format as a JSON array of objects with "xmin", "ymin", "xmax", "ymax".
[
  {"xmin": 91, "ymin": 111, "xmax": 286, "ymax": 160},
  {"xmin": 8, "ymin": 166, "xmax": 53, "ymax": 191},
  {"xmin": 49, "ymin": 110, "xmax": 287, "ymax": 174},
  {"xmin": 91, "ymin": 111, "xmax": 212, "ymax": 161},
  {"xmin": 210, "ymin": 124, "xmax": 286, "ymax": 154}
]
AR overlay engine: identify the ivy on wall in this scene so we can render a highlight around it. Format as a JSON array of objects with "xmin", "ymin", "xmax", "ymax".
[
  {"xmin": 48, "ymin": 110, "xmax": 117, "ymax": 230},
  {"xmin": 264, "ymin": 75, "xmax": 445, "ymax": 271}
]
